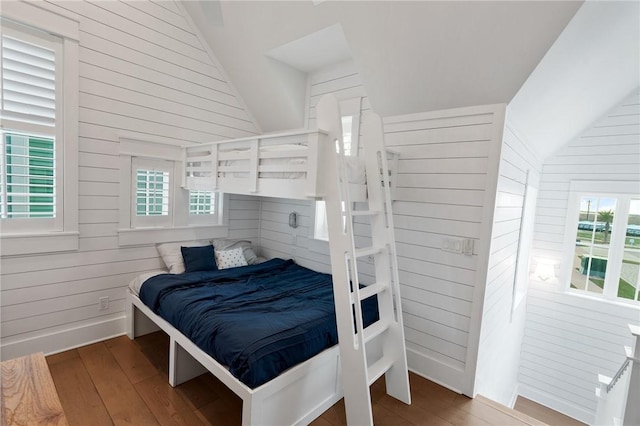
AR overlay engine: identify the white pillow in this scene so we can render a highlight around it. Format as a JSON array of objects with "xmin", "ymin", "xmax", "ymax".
[
  {"xmin": 156, "ymin": 240, "xmax": 210, "ymax": 274},
  {"xmin": 215, "ymin": 247, "xmax": 248, "ymax": 269},
  {"xmin": 211, "ymin": 238, "xmax": 259, "ymax": 265}
]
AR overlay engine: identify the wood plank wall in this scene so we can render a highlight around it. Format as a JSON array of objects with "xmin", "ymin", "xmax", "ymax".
[
  {"xmin": 0, "ymin": 0, "xmax": 260, "ymax": 360},
  {"xmin": 259, "ymin": 60, "xmax": 508, "ymax": 394},
  {"xmin": 474, "ymin": 122, "xmax": 543, "ymax": 406},
  {"xmin": 519, "ymin": 90, "xmax": 640, "ymax": 424},
  {"xmin": 382, "ymin": 105, "xmax": 504, "ymax": 394}
]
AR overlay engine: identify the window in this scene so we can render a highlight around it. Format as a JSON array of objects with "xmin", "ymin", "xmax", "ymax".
[
  {"xmin": 312, "ymin": 97, "xmax": 361, "ymax": 242},
  {"xmin": 1, "ymin": 22, "xmax": 62, "ymax": 232},
  {"xmin": 564, "ymin": 181, "xmax": 640, "ymax": 303},
  {"xmin": 189, "ymin": 190, "xmax": 215, "ymax": 215},
  {"xmin": 118, "ymin": 138, "xmax": 225, "ymax": 246},
  {"xmin": 0, "ymin": 4, "xmax": 79, "ymax": 256},
  {"xmin": 132, "ymin": 158, "xmax": 172, "ymax": 228}
]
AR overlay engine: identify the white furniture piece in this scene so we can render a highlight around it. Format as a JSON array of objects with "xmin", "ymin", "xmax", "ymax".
[{"xmin": 127, "ymin": 94, "xmax": 410, "ymax": 426}]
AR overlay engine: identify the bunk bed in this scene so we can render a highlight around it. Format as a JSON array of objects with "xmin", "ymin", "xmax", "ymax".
[{"xmin": 126, "ymin": 95, "xmax": 407, "ymax": 426}]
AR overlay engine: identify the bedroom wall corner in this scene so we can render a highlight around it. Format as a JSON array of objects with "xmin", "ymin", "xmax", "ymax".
[{"xmin": 0, "ymin": 0, "xmax": 261, "ymax": 360}]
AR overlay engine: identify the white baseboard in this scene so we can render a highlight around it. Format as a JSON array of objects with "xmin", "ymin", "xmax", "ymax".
[
  {"xmin": 407, "ymin": 347, "xmax": 466, "ymax": 394},
  {"xmin": 508, "ymin": 384, "xmax": 519, "ymax": 409},
  {"xmin": 1, "ymin": 315, "xmax": 126, "ymax": 361},
  {"xmin": 518, "ymin": 383, "xmax": 594, "ymax": 425}
]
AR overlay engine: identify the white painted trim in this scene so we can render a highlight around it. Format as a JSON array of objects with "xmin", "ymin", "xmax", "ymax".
[
  {"xmin": 0, "ymin": 316, "xmax": 125, "ymax": 361},
  {"xmin": 406, "ymin": 347, "xmax": 465, "ymax": 394},
  {"xmin": 465, "ymin": 103, "xmax": 507, "ymax": 397},
  {"xmin": 120, "ymin": 137, "xmax": 184, "ymax": 161},
  {"xmin": 174, "ymin": 1, "xmax": 262, "ymax": 135},
  {"xmin": 118, "ymin": 225, "xmax": 228, "ymax": 247},
  {"xmin": 1, "ymin": 1, "xmax": 79, "ymax": 41},
  {"xmin": 0, "ymin": 9, "xmax": 79, "ymax": 255}
]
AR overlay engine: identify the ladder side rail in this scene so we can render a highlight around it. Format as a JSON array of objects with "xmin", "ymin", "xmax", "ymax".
[
  {"xmin": 317, "ymin": 95, "xmax": 374, "ymax": 426},
  {"xmin": 362, "ymin": 113, "xmax": 411, "ymax": 405}
]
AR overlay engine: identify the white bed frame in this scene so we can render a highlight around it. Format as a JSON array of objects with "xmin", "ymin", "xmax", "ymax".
[
  {"xmin": 127, "ymin": 121, "xmax": 394, "ymax": 425},
  {"xmin": 181, "ymin": 128, "xmax": 397, "ymax": 201},
  {"xmin": 127, "ymin": 290, "xmax": 346, "ymax": 426}
]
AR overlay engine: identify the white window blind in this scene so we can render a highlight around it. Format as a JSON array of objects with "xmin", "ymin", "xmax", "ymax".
[{"xmin": 1, "ymin": 34, "xmax": 56, "ymax": 128}]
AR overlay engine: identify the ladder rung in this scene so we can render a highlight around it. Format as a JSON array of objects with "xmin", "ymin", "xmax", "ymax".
[
  {"xmin": 359, "ymin": 282, "xmax": 388, "ymax": 301},
  {"xmin": 367, "ymin": 356, "xmax": 394, "ymax": 386},
  {"xmin": 363, "ymin": 320, "xmax": 389, "ymax": 344},
  {"xmin": 351, "ymin": 210, "xmax": 381, "ymax": 217},
  {"xmin": 354, "ymin": 246, "xmax": 384, "ymax": 258}
]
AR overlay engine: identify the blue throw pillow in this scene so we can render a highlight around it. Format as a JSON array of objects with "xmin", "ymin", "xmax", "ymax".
[{"xmin": 181, "ymin": 245, "xmax": 217, "ymax": 272}]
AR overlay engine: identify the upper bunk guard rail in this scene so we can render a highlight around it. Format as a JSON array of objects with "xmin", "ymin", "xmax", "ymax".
[{"xmin": 182, "ymin": 129, "xmax": 329, "ymax": 199}]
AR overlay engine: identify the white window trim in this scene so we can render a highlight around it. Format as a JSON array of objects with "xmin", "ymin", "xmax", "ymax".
[
  {"xmin": 0, "ymin": 2, "xmax": 79, "ymax": 256},
  {"xmin": 561, "ymin": 180, "xmax": 640, "ymax": 304},
  {"xmin": 309, "ymin": 97, "xmax": 361, "ymax": 252},
  {"xmin": 118, "ymin": 137, "xmax": 226, "ymax": 246}
]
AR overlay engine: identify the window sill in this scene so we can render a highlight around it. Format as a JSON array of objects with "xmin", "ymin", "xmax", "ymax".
[
  {"xmin": 530, "ymin": 277, "xmax": 640, "ymax": 310},
  {"xmin": 0, "ymin": 231, "xmax": 79, "ymax": 256},
  {"xmin": 307, "ymin": 236, "xmax": 329, "ymax": 255},
  {"xmin": 118, "ymin": 225, "xmax": 228, "ymax": 247}
]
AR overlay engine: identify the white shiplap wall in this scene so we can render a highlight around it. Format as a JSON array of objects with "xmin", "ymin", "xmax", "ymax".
[
  {"xmin": 0, "ymin": 0, "xmax": 260, "ymax": 359},
  {"xmin": 260, "ymin": 59, "xmax": 509, "ymax": 394},
  {"xmin": 383, "ymin": 105, "xmax": 505, "ymax": 394},
  {"xmin": 260, "ymin": 60, "xmax": 370, "ymax": 272},
  {"xmin": 519, "ymin": 90, "xmax": 640, "ymax": 424},
  {"xmin": 474, "ymin": 122, "xmax": 542, "ymax": 406}
]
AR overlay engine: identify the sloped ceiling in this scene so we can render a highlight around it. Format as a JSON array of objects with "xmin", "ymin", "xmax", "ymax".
[
  {"xmin": 184, "ymin": 1, "xmax": 581, "ymax": 133},
  {"xmin": 508, "ymin": 0, "xmax": 640, "ymax": 160}
]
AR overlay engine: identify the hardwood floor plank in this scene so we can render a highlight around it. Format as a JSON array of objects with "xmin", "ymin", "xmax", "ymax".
[
  {"xmin": 1, "ymin": 353, "xmax": 68, "ymax": 426},
  {"xmin": 172, "ymin": 375, "xmax": 222, "ymax": 411},
  {"xmin": 105, "ymin": 336, "xmax": 158, "ymax": 385},
  {"xmin": 47, "ymin": 354, "xmax": 112, "ymax": 426},
  {"xmin": 134, "ymin": 374, "xmax": 205, "ymax": 426},
  {"xmin": 378, "ymin": 394, "xmax": 455, "ymax": 426},
  {"xmin": 77, "ymin": 342, "xmax": 159, "ymax": 425},
  {"xmin": 476, "ymin": 395, "xmax": 547, "ymax": 426},
  {"xmin": 133, "ymin": 332, "xmax": 170, "ymax": 376},
  {"xmin": 195, "ymin": 395, "xmax": 242, "ymax": 426},
  {"xmin": 514, "ymin": 397, "xmax": 586, "ymax": 426},
  {"xmin": 455, "ymin": 395, "xmax": 531, "ymax": 425},
  {"xmin": 48, "ymin": 334, "xmax": 573, "ymax": 426},
  {"xmin": 46, "ymin": 350, "xmax": 80, "ymax": 367}
]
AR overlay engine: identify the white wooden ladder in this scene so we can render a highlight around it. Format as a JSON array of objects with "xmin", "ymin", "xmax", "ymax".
[{"xmin": 317, "ymin": 95, "xmax": 411, "ymax": 425}]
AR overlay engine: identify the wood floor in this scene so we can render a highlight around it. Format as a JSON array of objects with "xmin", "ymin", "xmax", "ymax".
[{"xmin": 46, "ymin": 332, "xmax": 557, "ymax": 426}]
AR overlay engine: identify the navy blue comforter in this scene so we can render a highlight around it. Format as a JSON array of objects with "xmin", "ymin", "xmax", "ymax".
[{"xmin": 139, "ymin": 258, "xmax": 378, "ymax": 388}]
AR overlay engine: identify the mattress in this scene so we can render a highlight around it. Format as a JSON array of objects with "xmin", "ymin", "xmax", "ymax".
[
  {"xmin": 219, "ymin": 144, "xmax": 367, "ymax": 184},
  {"xmin": 138, "ymin": 258, "xmax": 378, "ymax": 388}
]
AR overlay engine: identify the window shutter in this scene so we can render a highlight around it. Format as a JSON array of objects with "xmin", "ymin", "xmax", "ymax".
[
  {"xmin": 1, "ymin": 132, "xmax": 55, "ymax": 218},
  {"xmin": 189, "ymin": 190, "xmax": 214, "ymax": 215},
  {"xmin": 1, "ymin": 34, "xmax": 56, "ymax": 128},
  {"xmin": 136, "ymin": 169, "xmax": 170, "ymax": 217}
]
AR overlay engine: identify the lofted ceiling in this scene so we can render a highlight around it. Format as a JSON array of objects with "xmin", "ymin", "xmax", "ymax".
[
  {"xmin": 183, "ymin": 1, "xmax": 582, "ymax": 135},
  {"xmin": 181, "ymin": 1, "xmax": 640, "ymax": 161},
  {"xmin": 507, "ymin": 0, "xmax": 640, "ymax": 160}
]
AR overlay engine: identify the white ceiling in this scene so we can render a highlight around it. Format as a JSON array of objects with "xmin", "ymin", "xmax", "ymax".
[
  {"xmin": 265, "ymin": 24, "xmax": 352, "ymax": 73},
  {"xmin": 507, "ymin": 0, "xmax": 640, "ymax": 160},
  {"xmin": 184, "ymin": 1, "xmax": 582, "ymax": 135}
]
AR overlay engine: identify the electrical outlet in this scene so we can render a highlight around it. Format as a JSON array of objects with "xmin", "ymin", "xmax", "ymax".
[{"xmin": 99, "ymin": 296, "xmax": 109, "ymax": 311}]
